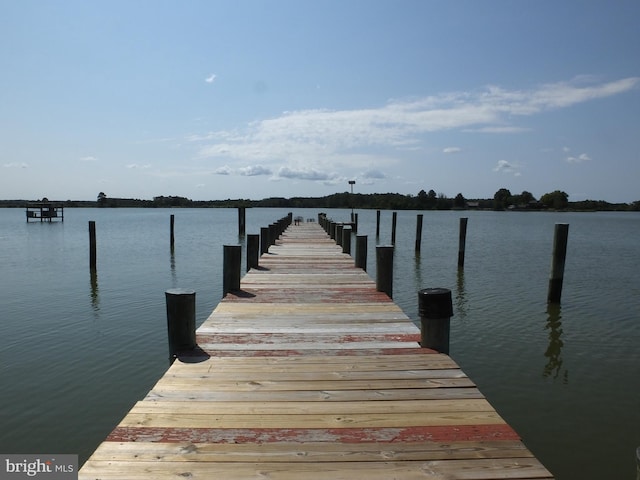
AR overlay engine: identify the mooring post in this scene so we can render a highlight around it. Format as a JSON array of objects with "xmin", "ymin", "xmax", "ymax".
[
  {"xmin": 238, "ymin": 207, "xmax": 246, "ymax": 236},
  {"xmin": 376, "ymin": 210, "xmax": 381, "ymax": 237},
  {"xmin": 418, "ymin": 288, "xmax": 453, "ymax": 354},
  {"xmin": 329, "ymin": 221, "xmax": 336, "ymax": 240},
  {"xmin": 260, "ymin": 227, "xmax": 269, "ymax": 255},
  {"xmin": 336, "ymin": 224, "xmax": 344, "ymax": 247},
  {"xmin": 415, "ymin": 214, "xmax": 423, "ymax": 252},
  {"xmin": 376, "ymin": 245, "xmax": 394, "ymax": 298},
  {"xmin": 170, "ymin": 214, "xmax": 175, "ymax": 249},
  {"xmin": 165, "ymin": 288, "xmax": 196, "ymax": 363},
  {"xmin": 458, "ymin": 217, "xmax": 468, "ymax": 268},
  {"xmin": 269, "ymin": 223, "xmax": 277, "ymax": 246},
  {"xmin": 353, "ymin": 213, "xmax": 358, "ymax": 233},
  {"xmin": 247, "ymin": 234, "xmax": 260, "ymax": 271},
  {"xmin": 342, "ymin": 226, "xmax": 352, "ymax": 255},
  {"xmin": 548, "ymin": 223, "xmax": 569, "ymax": 304},
  {"xmin": 391, "ymin": 211, "xmax": 397, "ymax": 245},
  {"xmin": 223, "ymin": 245, "xmax": 241, "ymax": 296},
  {"xmin": 355, "ymin": 235, "xmax": 368, "ymax": 271},
  {"xmin": 88, "ymin": 221, "xmax": 97, "ymax": 269}
]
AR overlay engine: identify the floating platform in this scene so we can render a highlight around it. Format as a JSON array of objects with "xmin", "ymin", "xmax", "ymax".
[{"xmin": 79, "ymin": 222, "xmax": 553, "ymax": 479}]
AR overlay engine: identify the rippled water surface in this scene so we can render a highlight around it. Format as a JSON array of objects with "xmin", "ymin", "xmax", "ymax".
[{"xmin": 1, "ymin": 207, "xmax": 638, "ymax": 479}]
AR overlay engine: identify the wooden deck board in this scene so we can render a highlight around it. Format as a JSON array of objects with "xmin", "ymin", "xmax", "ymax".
[{"xmin": 79, "ymin": 220, "xmax": 553, "ymax": 479}]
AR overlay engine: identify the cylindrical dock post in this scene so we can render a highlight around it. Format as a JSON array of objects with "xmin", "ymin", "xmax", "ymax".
[
  {"xmin": 342, "ymin": 226, "xmax": 351, "ymax": 254},
  {"xmin": 391, "ymin": 212, "xmax": 397, "ymax": 245},
  {"xmin": 353, "ymin": 213, "xmax": 358, "ymax": 233},
  {"xmin": 336, "ymin": 224, "xmax": 344, "ymax": 246},
  {"xmin": 247, "ymin": 234, "xmax": 260, "ymax": 271},
  {"xmin": 88, "ymin": 221, "xmax": 97, "ymax": 269},
  {"xmin": 329, "ymin": 221, "xmax": 336, "ymax": 240},
  {"xmin": 355, "ymin": 235, "xmax": 367, "ymax": 271},
  {"xmin": 548, "ymin": 223, "xmax": 569, "ymax": 304},
  {"xmin": 223, "ymin": 245, "xmax": 241, "ymax": 296},
  {"xmin": 418, "ymin": 288, "xmax": 453, "ymax": 354},
  {"xmin": 170, "ymin": 214, "xmax": 175, "ymax": 249},
  {"xmin": 415, "ymin": 214, "xmax": 423, "ymax": 252},
  {"xmin": 165, "ymin": 288, "xmax": 196, "ymax": 361},
  {"xmin": 376, "ymin": 210, "xmax": 381, "ymax": 237},
  {"xmin": 376, "ymin": 245, "xmax": 394, "ymax": 298},
  {"xmin": 260, "ymin": 227, "xmax": 270, "ymax": 255},
  {"xmin": 238, "ymin": 207, "xmax": 246, "ymax": 236},
  {"xmin": 458, "ymin": 217, "xmax": 468, "ymax": 268}
]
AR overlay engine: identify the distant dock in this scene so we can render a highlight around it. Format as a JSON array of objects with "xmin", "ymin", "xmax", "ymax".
[
  {"xmin": 79, "ymin": 220, "xmax": 553, "ymax": 479},
  {"xmin": 26, "ymin": 202, "xmax": 64, "ymax": 222}
]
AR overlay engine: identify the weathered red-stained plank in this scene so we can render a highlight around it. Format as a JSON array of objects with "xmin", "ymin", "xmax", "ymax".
[{"xmin": 107, "ymin": 424, "xmax": 520, "ymax": 444}]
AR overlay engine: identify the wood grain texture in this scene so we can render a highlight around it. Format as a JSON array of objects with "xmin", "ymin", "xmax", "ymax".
[{"xmin": 79, "ymin": 221, "xmax": 553, "ymax": 479}]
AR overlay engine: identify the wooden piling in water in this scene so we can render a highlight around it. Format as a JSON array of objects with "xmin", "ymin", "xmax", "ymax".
[
  {"xmin": 342, "ymin": 226, "xmax": 351, "ymax": 255},
  {"xmin": 336, "ymin": 224, "xmax": 344, "ymax": 247},
  {"xmin": 415, "ymin": 214, "xmax": 423, "ymax": 252},
  {"xmin": 223, "ymin": 245, "xmax": 241, "ymax": 296},
  {"xmin": 376, "ymin": 210, "xmax": 381, "ymax": 237},
  {"xmin": 548, "ymin": 223, "xmax": 569, "ymax": 304},
  {"xmin": 355, "ymin": 235, "xmax": 367, "ymax": 271},
  {"xmin": 391, "ymin": 212, "xmax": 397, "ymax": 245},
  {"xmin": 247, "ymin": 234, "xmax": 260, "ymax": 271},
  {"xmin": 170, "ymin": 214, "xmax": 175, "ymax": 249},
  {"xmin": 418, "ymin": 288, "xmax": 453, "ymax": 354},
  {"xmin": 353, "ymin": 213, "xmax": 358, "ymax": 233},
  {"xmin": 238, "ymin": 207, "xmax": 246, "ymax": 236},
  {"xmin": 165, "ymin": 288, "xmax": 196, "ymax": 362},
  {"xmin": 88, "ymin": 221, "xmax": 97, "ymax": 269},
  {"xmin": 376, "ymin": 245, "xmax": 394, "ymax": 298},
  {"xmin": 458, "ymin": 217, "xmax": 468, "ymax": 269}
]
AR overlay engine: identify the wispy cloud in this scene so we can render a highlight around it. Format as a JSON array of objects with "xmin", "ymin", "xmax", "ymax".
[
  {"xmin": 191, "ymin": 76, "xmax": 637, "ymax": 182},
  {"xmin": 493, "ymin": 160, "xmax": 522, "ymax": 176},
  {"xmin": 126, "ymin": 163, "xmax": 151, "ymax": 169},
  {"xmin": 205, "ymin": 73, "xmax": 217, "ymax": 84},
  {"xmin": 443, "ymin": 147, "xmax": 462, "ymax": 154},
  {"xmin": 3, "ymin": 162, "xmax": 28, "ymax": 168},
  {"xmin": 566, "ymin": 153, "xmax": 591, "ymax": 163},
  {"xmin": 80, "ymin": 156, "xmax": 98, "ymax": 162}
]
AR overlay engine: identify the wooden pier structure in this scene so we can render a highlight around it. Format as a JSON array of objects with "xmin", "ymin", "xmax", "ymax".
[
  {"xmin": 79, "ymin": 221, "xmax": 553, "ymax": 479},
  {"xmin": 26, "ymin": 202, "xmax": 64, "ymax": 222}
]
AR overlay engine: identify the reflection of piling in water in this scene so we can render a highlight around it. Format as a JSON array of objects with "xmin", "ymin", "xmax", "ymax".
[
  {"xmin": 543, "ymin": 303, "xmax": 568, "ymax": 383},
  {"xmin": 548, "ymin": 223, "xmax": 569, "ymax": 304}
]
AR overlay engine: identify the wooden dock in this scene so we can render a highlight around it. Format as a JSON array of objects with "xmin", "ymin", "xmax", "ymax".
[{"xmin": 79, "ymin": 221, "xmax": 554, "ymax": 479}]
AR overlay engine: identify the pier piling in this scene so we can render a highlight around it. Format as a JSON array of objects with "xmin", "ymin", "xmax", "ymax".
[
  {"xmin": 355, "ymin": 235, "xmax": 367, "ymax": 271},
  {"xmin": 376, "ymin": 245, "xmax": 394, "ymax": 298},
  {"xmin": 415, "ymin": 214, "xmax": 423, "ymax": 252},
  {"xmin": 88, "ymin": 221, "xmax": 97, "ymax": 269},
  {"xmin": 165, "ymin": 288, "xmax": 196, "ymax": 362},
  {"xmin": 418, "ymin": 288, "xmax": 453, "ymax": 354},
  {"xmin": 547, "ymin": 223, "xmax": 569, "ymax": 304},
  {"xmin": 223, "ymin": 245, "xmax": 241, "ymax": 296},
  {"xmin": 458, "ymin": 217, "xmax": 468, "ymax": 269},
  {"xmin": 247, "ymin": 234, "xmax": 260, "ymax": 271}
]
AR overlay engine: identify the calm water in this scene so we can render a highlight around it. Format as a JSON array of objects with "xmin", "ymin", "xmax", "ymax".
[{"xmin": 0, "ymin": 207, "xmax": 638, "ymax": 479}]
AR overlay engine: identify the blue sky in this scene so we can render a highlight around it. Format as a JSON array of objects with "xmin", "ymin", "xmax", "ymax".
[{"xmin": 1, "ymin": 1, "xmax": 639, "ymax": 203}]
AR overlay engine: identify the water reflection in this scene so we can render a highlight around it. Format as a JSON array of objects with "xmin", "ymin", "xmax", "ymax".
[
  {"xmin": 543, "ymin": 303, "xmax": 569, "ymax": 383},
  {"xmin": 89, "ymin": 267, "xmax": 99, "ymax": 313},
  {"xmin": 455, "ymin": 268, "xmax": 468, "ymax": 320}
]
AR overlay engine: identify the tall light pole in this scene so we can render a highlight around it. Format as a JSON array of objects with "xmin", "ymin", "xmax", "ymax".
[{"xmin": 348, "ymin": 180, "xmax": 356, "ymax": 223}]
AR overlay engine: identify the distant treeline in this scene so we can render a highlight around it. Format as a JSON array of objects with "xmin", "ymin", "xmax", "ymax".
[{"xmin": 2, "ymin": 189, "xmax": 639, "ymax": 211}]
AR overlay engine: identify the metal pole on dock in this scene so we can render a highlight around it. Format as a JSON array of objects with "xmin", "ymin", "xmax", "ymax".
[
  {"xmin": 165, "ymin": 288, "xmax": 196, "ymax": 362},
  {"xmin": 342, "ymin": 227, "xmax": 351, "ymax": 255},
  {"xmin": 223, "ymin": 245, "xmax": 241, "ymax": 296},
  {"xmin": 247, "ymin": 234, "xmax": 260, "ymax": 271},
  {"xmin": 170, "ymin": 214, "xmax": 175, "ymax": 249},
  {"xmin": 376, "ymin": 245, "xmax": 394, "ymax": 298},
  {"xmin": 548, "ymin": 223, "xmax": 569, "ymax": 304},
  {"xmin": 391, "ymin": 212, "xmax": 397, "ymax": 245},
  {"xmin": 355, "ymin": 235, "xmax": 367, "ymax": 271},
  {"xmin": 415, "ymin": 214, "xmax": 423, "ymax": 252},
  {"xmin": 458, "ymin": 217, "xmax": 468, "ymax": 268},
  {"xmin": 88, "ymin": 221, "xmax": 97, "ymax": 269},
  {"xmin": 418, "ymin": 288, "xmax": 453, "ymax": 354}
]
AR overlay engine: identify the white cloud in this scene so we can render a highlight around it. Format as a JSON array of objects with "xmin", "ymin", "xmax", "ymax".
[
  {"xmin": 126, "ymin": 163, "xmax": 151, "ymax": 169},
  {"xmin": 443, "ymin": 147, "xmax": 462, "ymax": 154},
  {"xmin": 3, "ymin": 162, "xmax": 28, "ymax": 168},
  {"xmin": 193, "ymin": 76, "xmax": 637, "ymax": 182},
  {"xmin": 214, "ymin": 165, "xmax": 232, "ymax": 175},
  {"xmin": 361, "ymin": 169, "xmax": 387, "ymax": 179},
  {"xmin": 493, "ymin": 160, "xmax": 521, "ymax": 176},
  {"xmin": 238, "ymin": 165, "xmax": 272, "ymax": 176},
  {"xmin": 566, "ymin": 153, "xmax": 591, "ymax": 163},
  {"xmin": 205, "ymin": 73, "xmax": 217, "ymax": 84},
  {"xmin": 80, "ymin": 156, "xmax": 98, "ymax": 162}
]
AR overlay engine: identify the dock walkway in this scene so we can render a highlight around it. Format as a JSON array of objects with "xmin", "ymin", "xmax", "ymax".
[{"xmin": 79, "ymin": 221, "xmax": 553, "ymax": 479}]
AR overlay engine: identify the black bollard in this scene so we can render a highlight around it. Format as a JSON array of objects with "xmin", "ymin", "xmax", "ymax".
[
  {"xmin": 418, "ymin": 288, "xmax": 454, "ymax": 354},
  {"xmin": 223, "ymin": 245, "xmax": 241, "ymax": 296},
  {"xmin": 165, "ymin": 288, "xmax": 196, "ymax": 362},
  {"xmin": 376, "ymin": 245, "xmax": 394, "ymax": 298}
]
